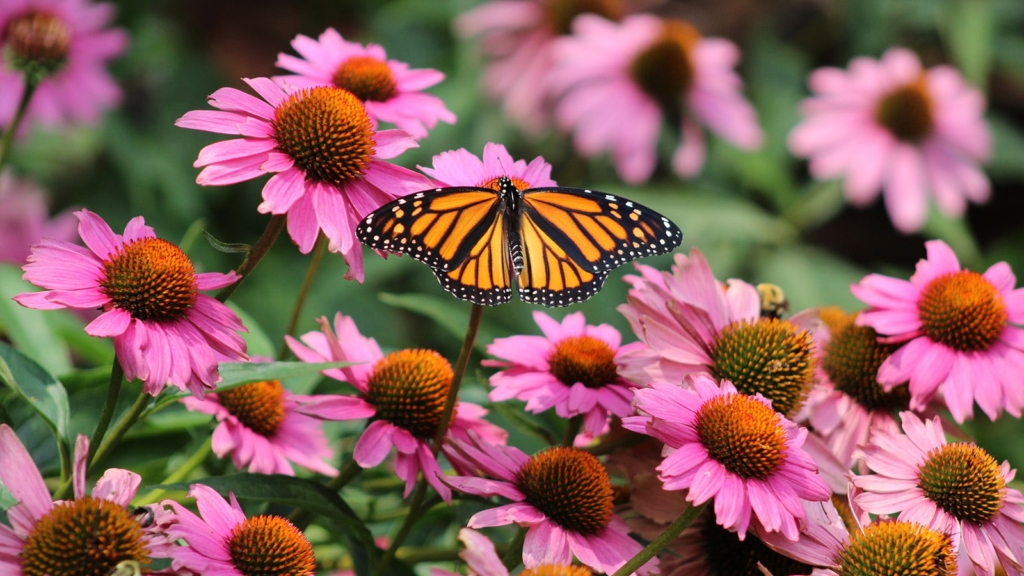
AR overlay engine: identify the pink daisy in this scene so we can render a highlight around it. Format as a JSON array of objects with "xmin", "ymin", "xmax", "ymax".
[
  {"xmin": 851, "ymin": 239, "xmax": 1024, "ymax": 422},
  {"xmin": 274, "ymin": 27, "xmax": 455, "ymax": 139},
  {"xmin": 431, "ymin": 528, "xmax": 604, "ymax": 576},
  {"xmin": 285, "ymin": 312, "xmax": 506, "ymax": 503},
  {"xmin": 164, "ymin": 483, "xmax": 316, "ymax": 575},
  {"xmin": 0, "ymin": 0, "xmax": 127, "ymax": 134},
  {"xmin": 181, "ymin": 358, "xmax": 337, "ymax": 477},
  {"xmin": 850, "ymin": 411, "xmax": 1024, "ymax": 575},
  {"xmin": 13, "ymin": 209, "xmax": 247, "ymax": 397},
  {"xmin": 444, "ymin": 434, "xmax": 657, "ymax": 575},
  {"xmin": 418, "ymin": 141, "xmax": 556, "ymax": 188},
  {"xmin": 484, "ymin": 310, "xmax": 641, "ymax": 439},
  {"xmin": 454, "ymin": 0, "xmax": 627, "ymax": 135},
  {"xmin": 790, "ymin": 48, "xmax": 991, "ymax": 233},
  {"xmin": 551, "ymin": 14, "xmax": 763, "ymax": 183},
  {"xmin": 623, "ymin": 376, "xmax": 832, "ymax": 540},
  {"xmin": 175, "ymin": 77, "xmax": 431, "ymax": 281},
  {"xmin": 0, "ymin": 170, "xmax": 77, "ymax": 265},
  {"xmin": 0, "ymin": 425, "xmax": 175, "ymax": 575}
]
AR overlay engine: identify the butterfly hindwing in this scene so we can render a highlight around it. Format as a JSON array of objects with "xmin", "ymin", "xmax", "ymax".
[
  {"xmin": 517, "ymin": 208, "xmax": 611, "ymax": 306},
  {"xmin": 432, "ymin": 208, "xmax": 513, "ymax": 306}
]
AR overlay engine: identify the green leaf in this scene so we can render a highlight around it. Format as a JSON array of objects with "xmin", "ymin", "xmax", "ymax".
[
  {"xmin": 226, "ymin": 303, "xmax": 275, "ymax": 359},
  {"xmin": 489, "ymin": 401, "xmax": 558, "ymax": 446},
  {"xmin": 0, "ymin": 341, "xmax": 71, "ymax": 450},
  {"xmin": 753, "ymin": 245, "xmax": 868, "ymax": 312},
  {"xmin": 0, "ymin": 265, "xmax": 73, "ymax": 375},
  {"xmin": 379, "ymin": 292, "xmax": 499, "ymax": 354},
  {"xmin": 215, "ymin": 361, "xmax": 353, "ymax": 392},
  {"xmin": 203, "ymin": 231, "xmax": 251, "ymax": 254},
  {"xmin": 941, "ymin": 0, "xmax": 994, "ymax": 90}
]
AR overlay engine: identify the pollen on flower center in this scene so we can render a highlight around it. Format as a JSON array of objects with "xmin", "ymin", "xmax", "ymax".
[
  {"xmin": 100, "ymin": 237, "xmax": 198, "ymax": 322},
  {"xmin": 366, "ymin": 349, "xmax": 453, "ymax": 439},
  {"xmin": 273, "ymin": 86, "xmax": 376, "ymax": 188},
  {"xmin": 521, "ymin": 566, "xmax": 594, "ymax": 576},
  {"xmin": 822, "ymin": 309, "xmax": 910, "ymax": 412},
  {"xmin": 332, "ymin": 55, "xmax": 397, "ymax": 103},
  {"xmin": 918, "ymin": 443, "xmax": 1005, "ymax": 524},
  {"xmin": 218, "ymin": 380, "xmax": 287, "ymax": 437},
  {"xmin": 918, "ymin": 271, "xmax": 1007, "ymax": 351},
  {"xmin": 548, "ymin": 335, "xmax": 619, "ymax": 389},
  {"xmin": 875, "ymin": 77, "xmax": 934, "ymax": 142},
  {"xmin": 696, "ymin": 393, "xmax": 788, "ymax": 479},
  {"xmin": 481, "ymin": 176, "xmax": 531, "ymax": 192},
  {"xmin": 837, "ymin": 521, "xmax": 957, "ymax": 576},
  {"xmin": 20, "ymin": 496, "xmax": 150, "ymax": 576},
  {"xmin": 699, "ymin": 510, "xmax": 815, "ymax": 575},
  {"xmin": 709, "ymin": 318, "xmax": 815, "ymax": 416},
  {"xmin": 3, "ymin": 11, "xmax": 71, "ymax": 74},
  {"xmin": 515, "ymin": 447, "xmax": 613, "ymax": 536},
  {"xmin": 630, "ymin": 20, "xmax": 700, "ymax": 117},
  {"xmin": 228, "ymin": 515, "xmax": 316, "ymax": 576},
  {"xmin": 544, "ymin": 0, "xmax": 624, "ymax": 36}
]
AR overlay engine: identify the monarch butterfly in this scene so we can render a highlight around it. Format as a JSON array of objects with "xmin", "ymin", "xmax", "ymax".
[{"xmin": 357, "ymin": 177, "xmax": 683, "ymax": 307}]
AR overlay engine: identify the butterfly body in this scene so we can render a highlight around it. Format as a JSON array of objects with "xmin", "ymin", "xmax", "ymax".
[{"xmin": 358, "ymin": 176, "xmax": 682, "ymax": 307}]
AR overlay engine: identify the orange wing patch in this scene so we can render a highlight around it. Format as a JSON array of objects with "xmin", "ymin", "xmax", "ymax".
[{"xmin": 433, "ymin": 211, "xmax": 512, "ymax": 306}]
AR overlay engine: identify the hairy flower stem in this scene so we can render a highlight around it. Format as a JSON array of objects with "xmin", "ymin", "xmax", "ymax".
[
  {"xmin": 501, "ymin": 526, "xmax": 528, "ymax": 570},
  {"xmin": 0, "ymin": 79, "xmax": 37, "ymax": 171},
  {"xmin": 88, "ymin": 358, "xmax": 124, "ymax": 463},
  {"xmin": 89, "ymin": 390, "xmax": 151, "ymax": 472},
  {"xmin": 562, "ymin": 415, "xmax": 583, "ymax": 447},
  {"xmin": 278, "ymin": 232, "xmax": 328, "ymax": 359},
  {"xmin": 611, "ymin": 502, "xmax": 707, "ymax": 576},
  {"xmin": 215, "ymin": 214, "xmax": 287, "ymax": 303},
  {"xmin": 136, "ymin": 439, "xmax": 213, "ymax": 505}
]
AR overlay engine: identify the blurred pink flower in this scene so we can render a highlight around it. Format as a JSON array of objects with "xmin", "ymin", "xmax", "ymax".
[
  {"xmin": 176, "ymin": 77, "xmax": 431, "ymax": 281},
  {"xmin": 274, "ymin": 27, "xmax": 455, "ymax": 139},
  {"xmin": 551, "ymin": 14, "xmax": 762, "ymax": 183},
  {"xmin": 484, "ymin": 310, "xmax": 641, "ymax": 439},
  {"xmin": 13, "ymin": 210, "xmax": 247, "ymax": 397},
  {"xmin": 0, "ymin": 170, "xmax": 76, "ymax": 265},
  {"xmin": 419, "ymin": 141, "xmax": 556, "ymax": 188},
  {"xmin": 624, "ymin": 376, "xmax": 831, "ymax": 540},
  {"xmin": 852, "ymin": 240, "xmax": 1024, "ymax": 422},
  {"xmin": 790, "ymin": 48, "xmax": 991, "ymax": 233},
  {"xmin": 850, "ymin": 412, "xmax": 1024, "ymax": 576},
  {"xmin": 0, "ymin": 0, "xmax": 127, "ymax": 133},
  {"xmin": 286, "ymin": 312, "xmax": 506, "ymax": 503}
]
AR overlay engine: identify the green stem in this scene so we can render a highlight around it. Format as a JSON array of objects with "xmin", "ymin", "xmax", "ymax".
[
  {"xmin": 278, "ymin": 233, "xmax": 328, "ymax": 359},
  {"xmin": 372, "ymin": 479, "xmax": 428, "ymax": 576},
  {"xmin": 562, "ymin": 415, "xmax": 583, "ymax": 447},
  {"xmin": 500, "ymin": 526, "xmax": 527, "ymax": 571},
  {"xmin": 135, "ymin": 439, "xmax": 212, "ymax": 505},
  {"xmin": 0, "ymin": 79, "xmax": 37, "ymax": 172},
  {"xmin": 611, "ymin": 502, "xmax": 707, "ymax": 576},
  {"xmin": 89, "ymin": 358, "xmax": 124, "ymax": 462},
  {"xmin": 89, "ymin": 390, "xmax": 151, "ymax": 472},
  {"xmin": 215, "ymin": 214, "xmax": 287, "ymax": 303},
  {"xmin": 395, "ymin": 545, "xmax": 463, "ymax": 563}
]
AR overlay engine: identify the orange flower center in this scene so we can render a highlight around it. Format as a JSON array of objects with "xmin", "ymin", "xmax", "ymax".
[
  {"xmin": 218, "ymin": 380, "xmax": 287, "ymax": 437},
  {"xmin": 918, "ymin": 270, "xmax": 1007, "ymax": 351},
  {"xmin": 3, "ymin": 11, "xmax": 71, "ymax": 74},
  {"xmin": 630, "ymin": 19, "xmax": 700, "ymax": 117},
  {"xmin": 544, "ymin": 0, "xmax": 624, "ymax": 36},
  {"xmin": 100, "ymin": 237, "xmax": 198, "ymax": 322},
  {"xmin": 522, "ymin": 566, "xmax": 594, "ymax": 576},
  {"xmin": 273, "ymin": 86, "xmax": 376, "ymax": 188},
  {"xmin": 21, "ymin": 496, "xmax": 150, "ymax": 576},
  {"xmin": 515, "ymin": 447, "xmax": 613, "ymax": 535},
  {"xmin": 875, "ymin": 76, "xmax": 934, "ymax": 142},
  {"xmin": 332, "ymin": 55, "xmax": 397, "ymax": 103},
  {"xmin": 918, "ymin": 443, "xmax": 1005, "ymax": 524},
  {"xmin": 695, "ymin": 393, "xmax": 788, "ymax": 479},
  {"xmin": 548, "ymin": 335, "xmax": 619, "ymax": 389},
  {"xmin": 837, "ymin": 521, "xmax": 956, "ymax": 576},
  {"xmin": 822, "ymin": 309, "xmax": 910, "ymax": 412},
  {"xmin": 481, "ymin": 175, "xmax": 530, "ymax": 192},
  {"xmin": 227, "ymin": 515, "xmax": 316, "ymax": 576},
  {"xmin": 366, "ymin": 349, "xmax": 453, "ymax": 439}
]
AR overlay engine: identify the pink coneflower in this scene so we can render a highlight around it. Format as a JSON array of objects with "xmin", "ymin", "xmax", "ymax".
[
  {"xmin": 444, "ymin": 435, "xmax": 657, "ymax": 575},
  {"xmin": 851, "ymin": 239, "xmax": 1024, "ymax": 422},
  {"xmin": 181, "ymin": 359, "xmax": 337, "ymax": 476},
  {"xmin": 165, "ymin": 483, "xmax": 315, "ymax": 575},
  {"xmin": 849, "ymin": 411, "xmax": 1024, "ymax": 575},
  {"xmin": 0, "ymin": 170, "xmax": 76, "ymax": 265},
  {"xmin": 551, "ymin": 14, "xmax": 762, "ymax": 183},
  {"xmin": 484, "ymin": 310, "xmax": 640, "ymax": 439},
  {"xmin": 623, "ymin": 376, "xmax": 831, "ymax": 540},
  {"xmin": 274, "ymin": 27, "xmax": 455, "ymax": 139},
  {"xmin": 419, "ymin": 141, "xmax": 556, "ymax": 188},
  {"xmin": 0, "ymin": 0, "xmax": 127, "ymax": 133},
  {"xmin": 790, "ymin": 48, "xmax": 991, "ymax": 233},
  {"xmin": 454, "ymin": 0, "xmax": 627, "ymax": 135},
  {"xmin": 431, "ymin": 528, "xmax": 602, "ymax": 576},
  {"xmin": 176, "ymin": 77, "xmax": 431, "ymax": 281},
  {"xmin": 13, "ymin": 209, "xmax": 247, "ymax": 397},
  {"xmin": 618, "ymin": 248, "xmax": 815, "ymax": 417},
  {"xmin": 0, "ymin": 425, "xmax": 175, "ymax": 575},
  {"xmin": 286, "ymin": 312, "xmax": 506, "ymax": 503}
]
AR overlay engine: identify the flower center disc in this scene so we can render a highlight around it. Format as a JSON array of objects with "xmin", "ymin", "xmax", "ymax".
[
  {"xmin": 630, "ymin": 20, "xmax": 699, "ymax": 117},
  {"xmin": 710, "ymin": 318, "xmax": 815, "ymax": 416},
  {"xmin": 273, "ymin": 86, "xmax": 376, "ymax": 188},
  {"xmin": 100, "ymin": 237, "xmax": 198, "ymax": 323},
  {"xmin": 699, "ymin": 509, "xmax": 815, "ymax": 575},
  {"xmin": 838, "ymin": 521, "xmax": 957, "ymax": 576},
  {"xmin": 3, "ymin": 11, "xmax": 71, "ymax": 74},
  {"xmin": 822, "ymin": 312, "xmax": 910, "ymax": 412},
  {"xmin": 332, "ymin": 55, "xmax": 397, "ymax": 102},
  {"xmin": 696, "ymin": 393, "xmax": 787, "ymax": 479},
  {"xmin": 522, "ymin": 566, "xmax": 594, "ymax": 576},
  {"xmin": 218, "ymin": 380, "xmax": 287, "ymax": 437},
  {"xmin": 918, "ymin": 443, "xmax": 1005, "ymax": 524},
  {"xmin": 875, "ymin": 77, "xmax": 934, "ymax": 142},
  {"xmin": 228, "ymin": 515, "xmax": 316, "ymax": 576},
  {"xmin": 482, "ymin": 176, "xmax": 530, "ymax": 192},
  {"xmin": 366, "ymin": 349, "xmax": 453, "ymax": 439},
  {"xmin": 548, "ymin": 335, "xmax": 619, "ymax": 389},
  {"xmin": 918, "ymin": 271, "xmax": 1007, "ymax": 351},
  {"xmin": 21, "ymin": 496, "xmax": 150, "ymax": 576},
  {"xmin": 515, "ymin": 447, "xmax": 613, "ymax": 535},
  {"xmin": 544, "ymin": 0, "xmax": 624, "ymax": 36}
]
